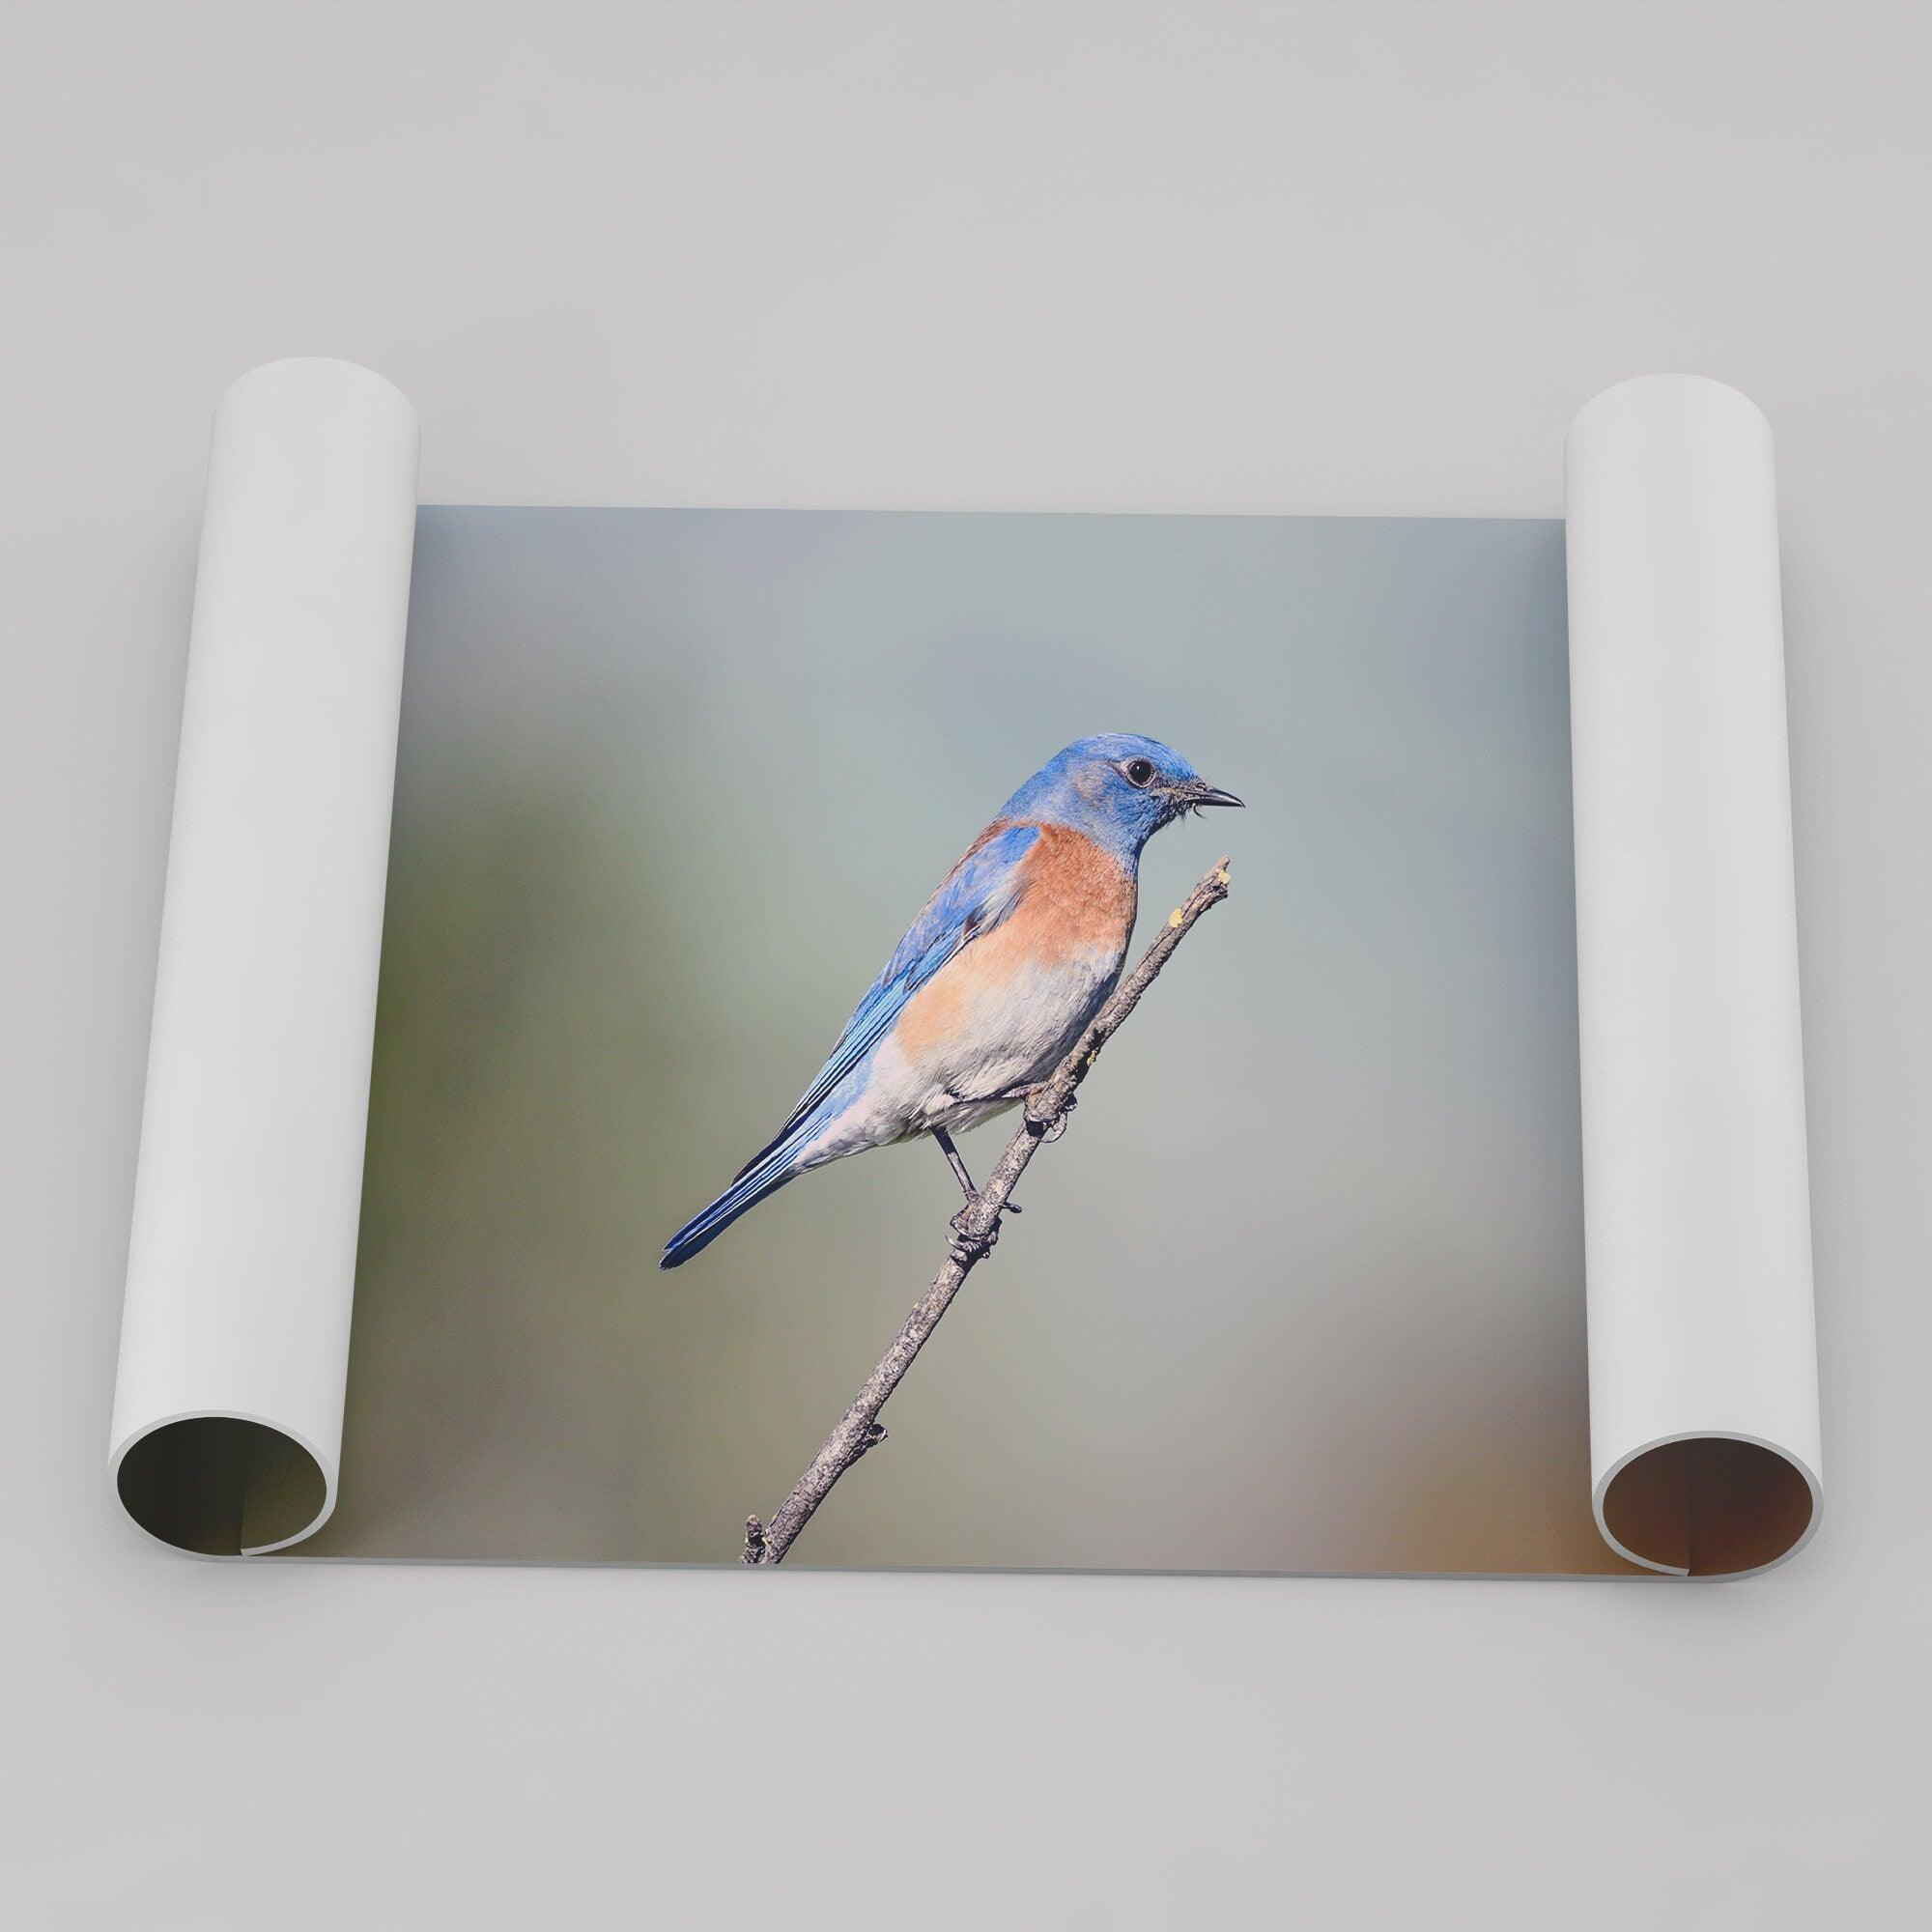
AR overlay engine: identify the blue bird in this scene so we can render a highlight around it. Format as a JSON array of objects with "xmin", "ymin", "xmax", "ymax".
[{"xmin": 660, "ymin": 734, "xmax": 1241, "ymax": 1268}]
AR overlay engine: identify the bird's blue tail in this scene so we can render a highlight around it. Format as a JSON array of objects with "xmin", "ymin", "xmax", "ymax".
[{"xmin": 659, "ymin": 1145, "xmax": 803, "ymax": 1269}]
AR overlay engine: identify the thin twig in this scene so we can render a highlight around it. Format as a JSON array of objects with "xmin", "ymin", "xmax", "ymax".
[{"xmin": 742, "ymin": 855, "xmax": 1234, "ymax": 1566}]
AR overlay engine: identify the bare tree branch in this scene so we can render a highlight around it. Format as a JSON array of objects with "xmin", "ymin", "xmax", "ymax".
[{"xmin": 742, "ymin": 856, "xmax": 1234, "ymax": 1566}]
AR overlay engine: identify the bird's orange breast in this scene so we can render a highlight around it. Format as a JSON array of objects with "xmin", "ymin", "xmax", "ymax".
[
  {"xmin": 999, "ymin": 822, "xmax": 1137, "ymax": 957},
  {"xmin": 893, "ymin": 822, "xmax": 1136, "ymax": 1064}
]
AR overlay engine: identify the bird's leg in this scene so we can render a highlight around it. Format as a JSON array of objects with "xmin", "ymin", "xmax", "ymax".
[
  {"xmin": 933, "ymin": 1125, "xmax": 1020, "ymax": 1217},
  {"xmin": 949, "ymin": 1219, "xmax": 998, "ymax": 1267},
  {"xmin": 932, "ymin": 1126, "xmax": 978, "ymax": 1203},
  {"xmin": 935, "ymin": 1128, "xmax": 1011, "ymax": 1265},
  {"xmin": 1024, "ymin": 1084, "xmax": 1076, "ymax": 1142}
]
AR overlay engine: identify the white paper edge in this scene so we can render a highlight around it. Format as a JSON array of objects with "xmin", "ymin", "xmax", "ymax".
[
  {"xmin": 109, "ymin": 358, "xmax": 419, "ymax": 1554},
  {"xmin": 1566, "ymin": 374, "xmax": 1823, "ymax": 1578}
]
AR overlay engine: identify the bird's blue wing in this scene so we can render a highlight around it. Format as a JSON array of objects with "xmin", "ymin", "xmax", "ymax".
[
  {"xmin": 663, "ymin": 821, "xmax": 1040, "ymax": 1267},
  {"xmin": 749, "ymin": 821, "xmax": 1041, "ymax": 1160}
]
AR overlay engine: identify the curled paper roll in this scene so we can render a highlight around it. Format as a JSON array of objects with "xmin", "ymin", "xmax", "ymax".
[
  {"xmin": 109, "ymin": 362, "xmax": 1821, "ymax": 1578},
  {"xmin": 109, "ymin": 359, "xmax": 418, "ymax": 1553},
  {"xmin": 1566, "ymin": 376, "xmax": 1822, "ymax": 1576}
]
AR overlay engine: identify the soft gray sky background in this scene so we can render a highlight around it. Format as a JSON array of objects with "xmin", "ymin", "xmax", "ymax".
[{"xmin": 308, "ymin": 505, "xmax": 1619, "ymax": 1575}]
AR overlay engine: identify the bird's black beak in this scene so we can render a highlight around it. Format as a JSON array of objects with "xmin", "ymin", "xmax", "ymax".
[{"xmin": 1187, "ymin": 781, "xmax": 1245, "ymax": 810}]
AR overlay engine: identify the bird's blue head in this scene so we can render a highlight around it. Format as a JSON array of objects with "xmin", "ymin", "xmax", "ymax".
[{"xmin": 999, "ymin": 733, "xmax": 1243, "ymax": 866}]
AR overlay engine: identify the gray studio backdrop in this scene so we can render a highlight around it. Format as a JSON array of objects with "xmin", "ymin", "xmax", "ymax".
[
  {"xmin": 17, "ymin": 4, "xmax": 1923, "ymax": 1919},
  {"xmin": 302, "ymin": 506, "xmax": 1615, "ymax": 1575}
]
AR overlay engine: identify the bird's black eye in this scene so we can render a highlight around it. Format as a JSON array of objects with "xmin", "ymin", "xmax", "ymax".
[{"xmin": 1123, "ymin": 758, "xmax": 1155, "ymax": 787}]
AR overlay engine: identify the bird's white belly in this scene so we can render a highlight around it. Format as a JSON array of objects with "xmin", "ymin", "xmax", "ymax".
[{"xmin": 805, "ymin": 944, "xmax": 1122, "ymax": 1163}]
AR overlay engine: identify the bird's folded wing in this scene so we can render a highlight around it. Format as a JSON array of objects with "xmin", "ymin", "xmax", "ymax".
[{"xmin": 745, "ymin": 822, "xmax": 1041, "ymax": 1165}]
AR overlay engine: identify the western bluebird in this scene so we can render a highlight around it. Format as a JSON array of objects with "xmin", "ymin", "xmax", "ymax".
[{"xmin": 660, "ymin": 734, "xmax": 1241, "ymax": 1268}]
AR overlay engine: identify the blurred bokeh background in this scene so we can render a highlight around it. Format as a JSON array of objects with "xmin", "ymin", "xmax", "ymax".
[{"xmin": 301, "ymin": 505, "xmax": 1627, "ymax": 1574}]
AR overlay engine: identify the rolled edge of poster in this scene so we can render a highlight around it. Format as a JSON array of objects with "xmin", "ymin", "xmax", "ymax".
[
  {"xmin": 1565, "ymin": 373, "xmax": 1822, "ymax": 1577},
  {"xmin": 109, "ymin": 359, "xmax": 419, "ymax": 1554}
]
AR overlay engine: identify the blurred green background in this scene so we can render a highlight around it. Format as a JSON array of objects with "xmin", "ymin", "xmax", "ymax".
[{"xmin": 302, "ymin": 505, "xmax": 1627, "ymax": 1574}]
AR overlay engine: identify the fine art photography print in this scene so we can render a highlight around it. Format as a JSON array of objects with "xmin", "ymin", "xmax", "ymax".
[{"xmin": 302, "ymin": 504, "xmax": 1607, "ymax": 1577}]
